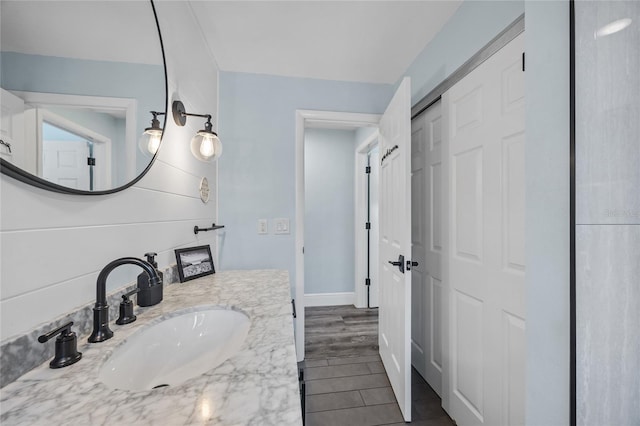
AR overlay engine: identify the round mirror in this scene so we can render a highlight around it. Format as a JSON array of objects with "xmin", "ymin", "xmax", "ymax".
[{"xmin": 0, "ymin": 0, "xmax": 166, "ymax": 194}]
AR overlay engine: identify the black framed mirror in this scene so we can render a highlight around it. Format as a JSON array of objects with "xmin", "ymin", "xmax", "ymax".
[{"xmin": 0, "ymin": 0, "xmax": 167, "ymax": 195}]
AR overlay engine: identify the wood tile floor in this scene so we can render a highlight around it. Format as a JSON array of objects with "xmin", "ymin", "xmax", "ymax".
[{"xmin": 302, "ymin": 305, "xmax": 454, "ymax": 426}]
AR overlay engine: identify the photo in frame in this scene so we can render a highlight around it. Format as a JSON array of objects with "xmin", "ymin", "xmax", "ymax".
[{"xmin": 174, "ymin": 245, "xmax": 215, "ymax": 282}]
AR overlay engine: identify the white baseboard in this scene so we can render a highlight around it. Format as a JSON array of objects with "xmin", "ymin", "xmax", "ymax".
[{"xmin": 304, "ymin": 292, "xmax": 355, "ymax": 307}]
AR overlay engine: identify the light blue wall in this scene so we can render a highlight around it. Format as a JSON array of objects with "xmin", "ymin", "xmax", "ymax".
[
  {"xmin": 304, "ymin": 128, "xmax": 356, "ymax": 294},
  {"xmin": 43, "ymin": 123, "xmax": 84, "ymax": 141},
  {"xmin": 0, "ymin": 52, "xmax": 164, "ymax": 174},
  {"xmin": 524, "ymin": 2, "xmax": 571, "ymax": 424},
  {"xmin": 404, "ymin": 0, "xmax": 524, "ymax": 104},
  {"xmin": 45, "ymin": 107, "xmax": 124, "ymax": 145},
  {"xmin": 218, "ymin": 71, "xmax": 393, "ymax": 294},
  {"xmin": 355, "ymin": 126, "xmax": 377, "ymax": 146}
]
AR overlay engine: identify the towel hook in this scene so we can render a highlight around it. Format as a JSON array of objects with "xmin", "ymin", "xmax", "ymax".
[{"xmin": 0, "ymin": 139, "xmax": 12, "ymax": 153}]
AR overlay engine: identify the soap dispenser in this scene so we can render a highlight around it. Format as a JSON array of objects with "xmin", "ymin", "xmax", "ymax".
[{"xmin": 137, "ymin": 252, "xmax": 163, "ymax": 306}]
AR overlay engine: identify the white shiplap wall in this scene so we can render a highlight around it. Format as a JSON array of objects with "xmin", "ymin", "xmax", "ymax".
[{"xmin": 0, "ymin": 2, "xmax": 221, "ymax": 342}]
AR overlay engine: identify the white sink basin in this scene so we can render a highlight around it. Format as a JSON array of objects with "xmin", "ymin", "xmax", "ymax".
[{"xmin": 98, "ymin": 307, "xmax": 250, "ymax": 391}]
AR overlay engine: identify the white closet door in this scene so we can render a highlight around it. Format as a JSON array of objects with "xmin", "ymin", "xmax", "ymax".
[
  {"xmin": 411, "ymin": 100, "xmax": 444, "ymax": 396},
  {"xmin": 443, "ymin": 33, "xmax": 526, "ymax": 426}
]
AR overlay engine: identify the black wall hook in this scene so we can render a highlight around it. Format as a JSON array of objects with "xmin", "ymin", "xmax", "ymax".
[{"xmin": 194, "ymin": 223, "xmax": 225, "ymax": 234}]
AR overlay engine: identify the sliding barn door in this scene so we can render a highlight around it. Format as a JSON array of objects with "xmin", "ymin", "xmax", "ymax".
[{"xmin": 443, "ymin": 33, "xmax": 526, "ymax": 426}]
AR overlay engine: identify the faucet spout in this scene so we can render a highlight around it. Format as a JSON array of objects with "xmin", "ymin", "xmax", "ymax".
[{"xmin": 89, "ymin": 257, "xmax": 161, "ymax": 343}]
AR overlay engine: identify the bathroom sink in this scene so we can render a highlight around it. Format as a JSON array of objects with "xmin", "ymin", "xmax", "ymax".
[{"xmin": 98, "ymin": 307, "xmax": 250, "ymax": 391}]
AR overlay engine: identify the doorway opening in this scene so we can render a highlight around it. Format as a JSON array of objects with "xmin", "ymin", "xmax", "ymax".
[
  {"xmin": 355, "ymin": 136, "xmax": 380, "ymax": 309},
  {"xmin": 294, "ymin": 110, "xmax": 381, "ymax": 361}
]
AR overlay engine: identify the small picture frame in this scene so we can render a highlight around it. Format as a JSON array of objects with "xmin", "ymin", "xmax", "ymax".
[{"xmin": 175, "ymin": 245, "xmax": 215, "ymax": 283}]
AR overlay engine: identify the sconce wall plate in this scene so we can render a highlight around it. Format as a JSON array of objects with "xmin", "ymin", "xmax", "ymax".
[{"xmin": 172, "ymin": 100, "xmax": 187, "ymax": 126}]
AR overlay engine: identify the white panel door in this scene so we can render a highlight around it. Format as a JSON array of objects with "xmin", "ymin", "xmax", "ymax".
[
  {"xmin": 0, "ymin": 88, "xmax": 25, "ymax": 167},
  {"xmin": 443, "ymin": 34, "xmax": 526, "ymax": 426},
  {"xmin": 411, "ymin": 100, "xmax": 444, "ymax": 396},
  {"xmin": 379, "ymin": 77, "xmax": 412, "ymax": 421},
  {"xmin": 42, "ymin": 140, "xmax": 90, "ymax": 190}
]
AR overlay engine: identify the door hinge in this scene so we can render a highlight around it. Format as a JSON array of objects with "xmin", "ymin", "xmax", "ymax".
[
  {"xmin": 365, "ymin": 278, "xmax": 371, "ymax": 286},
  {"xmin": 522, "ymin": 52, "xmax": 525, "ymax": 72},
  {"xmin": 302, "ymin": 246, "xmax": 304, "ymax": 254},
  {"xmin": 365, "ymin": 222, "xmax": 371, "ymax": 230},
  {"xmin": 365, "ymin": 166, "xmax": 371, "ymax": 174},
  {"xmin": 87, "ymin": 157, "xmax": 96, "ymax": 166}
]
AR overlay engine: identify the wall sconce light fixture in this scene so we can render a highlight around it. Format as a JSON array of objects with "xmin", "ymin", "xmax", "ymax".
[
  {"xmin": 139, "ymin": 111, "xmax": 165, "ymax": 156},
  {"xmin": 172, "ymin": 100, "xmax": 222, "ymax": 162}
]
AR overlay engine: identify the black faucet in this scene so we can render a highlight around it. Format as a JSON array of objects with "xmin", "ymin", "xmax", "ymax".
[{"xmin": 88, "ymin": 257, "xmax": 161, "ymax": 343}]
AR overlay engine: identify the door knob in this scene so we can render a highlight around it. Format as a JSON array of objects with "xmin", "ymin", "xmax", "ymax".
[
  {"xmin": 388, "ymin": 254, "xmax": 405, "ymax": 273},
  {"xmin": 406, "ymin": 260, "xmax": 419, "ymax": 271}
]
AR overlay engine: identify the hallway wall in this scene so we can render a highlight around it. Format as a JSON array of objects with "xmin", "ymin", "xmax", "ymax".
[{"xmin": 304, "ymin": 128, "xmax": 356, "ymax": 296}]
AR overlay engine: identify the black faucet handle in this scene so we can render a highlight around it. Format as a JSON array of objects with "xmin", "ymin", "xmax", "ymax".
[
  {"xmin": 121, "ymin": 288, "xmax": 140, "ymax": 301},
  {"xmin": 117, "ymin": 288, "xmax": 140, "ymax": 325},
  {"xmin": 144, "ymin": 252, "xmax": 158, "ymax": 263},
  {"xmin": 38, "ymin": 321, "xmax": 74, "ymax": 343},
  {"xmin": 38, "ymin": 322, "xmax": 82, "ymax": 369}
]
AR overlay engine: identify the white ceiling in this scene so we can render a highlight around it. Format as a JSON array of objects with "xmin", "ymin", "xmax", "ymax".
[
  {"xmin": 187, "ymin": 1, "xmax": 462, "ymax": 84},
  {"xmin": 1, "ymin": 1, "xmax": 462, "ymax": 85}
]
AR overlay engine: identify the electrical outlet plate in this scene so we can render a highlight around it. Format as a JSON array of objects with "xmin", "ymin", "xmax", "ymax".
[
  {"xmin": 274, "ymin": 218, "xmax": 290, "ymax": 235},
  {"xmin": 257, "ymin": 219, "xmax": 268, "ymax": 234}
]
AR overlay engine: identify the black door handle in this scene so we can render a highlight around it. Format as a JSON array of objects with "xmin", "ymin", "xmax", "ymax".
[
  {"xmin": 406, "ymin": 260, "xmax": 419, "ymax": 271},
  {"xmin": 388, "ymin": 254, "xmax": 405, "ymax": 273}
]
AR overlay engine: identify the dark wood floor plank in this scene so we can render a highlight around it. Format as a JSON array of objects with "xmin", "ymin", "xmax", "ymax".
[{"xmin": 304, "ymin": 304, "xmax": 453, "ymax": 425}]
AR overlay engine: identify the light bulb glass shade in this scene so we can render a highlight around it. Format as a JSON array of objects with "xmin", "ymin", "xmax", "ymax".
[
  {"xmin": 138, "ymin": 128, "xmax": 163, "ymax": 156},
  {"xmin": 190, "ymin": 130, "xmax": 222, "ymax": 162}
]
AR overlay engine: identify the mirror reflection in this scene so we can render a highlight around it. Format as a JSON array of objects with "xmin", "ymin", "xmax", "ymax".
[{"xmin": 0, "ymin": 0, "xmax": 165, "ymax": 191}]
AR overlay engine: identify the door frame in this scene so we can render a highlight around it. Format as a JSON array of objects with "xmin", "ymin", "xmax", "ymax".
[
  {"xmin": 294, "ymin": 109, "xmax": 381, "ymax": 361},
  {"xmin": 13, "ymin": 90, "xmax": 137, "ymax": 181},
  {"xmin": 354, "ymin": 131, "xmax": 379, "ymax": 309}
]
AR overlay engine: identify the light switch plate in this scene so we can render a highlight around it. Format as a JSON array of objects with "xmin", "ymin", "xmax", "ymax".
[
  {"xmin": 274, "ymin": 218, "xmax": 290, "ymax": 234},
  {"xmin": 257, "ymin": 219, "xmax": 268, "ymax": 234}
]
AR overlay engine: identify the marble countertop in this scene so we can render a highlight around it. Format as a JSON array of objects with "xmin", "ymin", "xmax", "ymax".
[{"xmin": 0, "ymin": 270, "xmax": 302, "ymax": 426}]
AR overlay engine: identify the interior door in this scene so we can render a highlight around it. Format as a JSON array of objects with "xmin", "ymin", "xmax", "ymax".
[
  {"xmin": 379, "ymin": 77, "xmax": 412, "ymax": 421},
  {"xmin": 443, "ymin": 34, "xmax": 525, "ymax": 425},
  {"xmin": 42, "ymin": 140, "xmax": 91, "ymax": 190},
  {"xmin": 0, "ymin": 88, "xmax": 25, "ymax": 167},
  {"xmin": 411, "ymin": 99, "xmax": 444, "ymax": 396}
]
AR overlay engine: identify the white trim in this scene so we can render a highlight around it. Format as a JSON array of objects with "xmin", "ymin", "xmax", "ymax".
[
  {"xmin": 12, "ymin": 90, "xmax": 138, "ymax": 181},
  {"xmin": 354, "ymin": 131, "xmax": 379, "ymax": 308},
  {"xmin": 295, "ymin": 109, "xmax": 381, "ymax": 362},
  {"xmin": 305, "ymin": 292, "xmax": 356, "ymax": 307}
]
